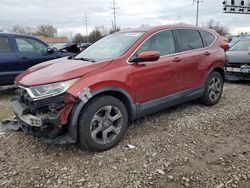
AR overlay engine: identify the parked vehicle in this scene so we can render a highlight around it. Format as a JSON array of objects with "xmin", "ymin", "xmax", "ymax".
[
  {"xmin": 78, "ymin": 43, "xmax": 92, "ymax": 51},
  {"xmin": 225, "ymin": 39, "xmax": 250, "ymax": 81},
  {"xmin": 3, "ymin": 25, "xmax": 227, "ymax": 151},
  {"xmin": 228, "ymin": 35, "xmax": 250, "ymax": 47},
  {"xmin": 0, "ymin": 33, "xmax": 76, "ymax": 85}
]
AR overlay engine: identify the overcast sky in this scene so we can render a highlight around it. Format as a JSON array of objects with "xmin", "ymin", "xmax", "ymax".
[{"xmin": 0, "ymin": 0, "xmax": 250, "ymax": 36}]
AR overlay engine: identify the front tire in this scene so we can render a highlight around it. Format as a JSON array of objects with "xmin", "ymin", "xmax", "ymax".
[
  {"xmin": 78, "ymin": 95, "xmax": 128, "ymax": 152},
  {"xmin": 200, "ymin": 71, "xmax": 224, "ymax": 106}
]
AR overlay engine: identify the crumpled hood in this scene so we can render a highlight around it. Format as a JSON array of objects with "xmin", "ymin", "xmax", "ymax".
[
  {"xmin": 226, "ymin": 50, "xmax": 250, "ymax": 63},
  {"xmin": 16, "ymin": 57, "xmax": 111, "ymax": 86}
]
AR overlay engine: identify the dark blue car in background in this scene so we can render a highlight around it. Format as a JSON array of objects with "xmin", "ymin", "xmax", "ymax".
[{"xmin": 0, "ymin": 33, "xmax": 76, "ymax": 85}]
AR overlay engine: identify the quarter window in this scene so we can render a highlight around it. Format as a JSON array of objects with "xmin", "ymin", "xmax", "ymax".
[
  {"xmin": 133, "ymin": 30, "xmax": 176, "ymax": 58},
  {"xmin": 0, "ymin": 37, "xmax": 12, "ymax": 53},
  {"xmin": 15, "ymin": 37, "xmax": 47, "ymax": 53},
  {"xmin": 200, "ymin": 31, "xmax": 215, "ymax": 47},
  {"xmin": 176, "ymin": 29, "xmax": 203, "ymax": 52}
]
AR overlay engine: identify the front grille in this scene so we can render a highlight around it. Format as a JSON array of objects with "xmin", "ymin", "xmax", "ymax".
[{"xmin": 16, "ymin": 87, "xmax": 65, "ymax": 109}]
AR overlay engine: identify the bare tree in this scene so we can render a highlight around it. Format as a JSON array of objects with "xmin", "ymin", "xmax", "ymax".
[
  {"xmin": 73, "ymin": 33, "xmax": 87, "ymax": 44},
  {"xmin": 8, "ymin": 25, "xmax": 35, "ymax": 35},
  {"xmin": 109, "ymin": 27, "xmax": 121, "ymax": 34},
  {"xmin": 98, "ymin": 26, "xmax": 110, "ymax": 37},
  {"xmin": 35, "ymin": 24, "xmax": 57, "ymax": 37},
  {"xmin": 88, "ymin": 27, "xmax": 103, "ymax": 43},
  {"xmin": 206, "ymin": 19, "xmax": 229, "ymax": 36}
]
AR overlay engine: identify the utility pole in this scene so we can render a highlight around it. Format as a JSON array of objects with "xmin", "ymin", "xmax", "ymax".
[
  {"xmin": 112, "ymin": 0, "xmax": 118, "ymax": 31},
  {"xmin": 193, "ymin": 0, "xmax": 203, "ymax": 26},
  {"xmin": 84, "ymin": 14, "xmax": 89, "ymax": 43}
]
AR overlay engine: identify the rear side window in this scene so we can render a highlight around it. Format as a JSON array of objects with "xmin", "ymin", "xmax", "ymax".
[
  {"xmin": 134, "ymin": 30, "xmax": 176, "ymax": 57},
  {"xmin": 200, "ymin": 31, "xmax": 215, "ymax": 47},
  {"xmin": 0, "ymin": 36, "xmax": 12, "ymax": 53},
  {"xmin": 176, "ymin": 29, "xmax": 203, "ymax": 52}
]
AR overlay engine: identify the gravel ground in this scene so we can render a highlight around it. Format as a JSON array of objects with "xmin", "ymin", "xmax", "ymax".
[{"xmin": 0, "ymin": 82, "xmax": 250, "ymax": 188}]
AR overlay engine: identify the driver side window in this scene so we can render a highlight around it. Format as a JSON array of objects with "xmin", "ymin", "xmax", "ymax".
[
  {"xmin": 132, "ymin": 30, "xmax": 176, "ymax": 59},
  {"xmin": 15, "ymin": 37, "xmax": 47, "ymax": 53}
]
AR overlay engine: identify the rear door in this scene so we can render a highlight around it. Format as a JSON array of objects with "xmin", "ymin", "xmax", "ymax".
[
  {"xmin": 130, "ymin": 29, "xmax": 185, "ymax": 104},
  {"xmin": 14, "ymin": 36, "xmax": 58, "ymax": 71},
  {"xmin": 175, "ymin": 29, "xmax": 208, "ymax": 90},
  {"xmin": 0, "ymin": 35, "xmax": 19, "ymax": 85}
]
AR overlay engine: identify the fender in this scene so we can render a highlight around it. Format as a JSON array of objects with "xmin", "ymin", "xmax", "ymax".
[
  {"xmin": 67, "ymin": 87, "xmax": 137, "ymax": 142},
  {"xmin": 204, "ymin": 66, "xmax": 225, "ymax": 85}
]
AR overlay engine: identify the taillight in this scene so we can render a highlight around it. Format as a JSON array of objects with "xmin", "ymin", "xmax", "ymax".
[{"xmin": 221, "ymin": 42, "xmax": 229, "ymax": 51}]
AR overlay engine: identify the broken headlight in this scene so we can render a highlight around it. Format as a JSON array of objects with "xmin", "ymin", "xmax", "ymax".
[{"xmin": 26, "ymin": 78, "xmax": 79, "ymax": 101}]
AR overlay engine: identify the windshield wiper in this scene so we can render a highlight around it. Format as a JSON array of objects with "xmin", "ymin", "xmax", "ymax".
[{"xmin": 74, "ymin": 57, "xmax": 96, "ymax": 63}]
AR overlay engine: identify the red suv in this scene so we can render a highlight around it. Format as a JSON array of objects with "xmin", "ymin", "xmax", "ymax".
[{"xmin": 5, "ymin": 25, "xmax": 226, "ymax": 151}]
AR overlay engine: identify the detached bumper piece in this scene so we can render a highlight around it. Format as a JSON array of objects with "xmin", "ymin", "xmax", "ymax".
[{"xmin": 2, "ymin": 99, "xmax": 76, "ymax": 144}]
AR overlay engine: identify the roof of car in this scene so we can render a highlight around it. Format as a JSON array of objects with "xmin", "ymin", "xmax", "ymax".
[
  {"xmin": 120, "ymin": 24, "xmax": 214, "ymax": 33},
  {"xmin": 0, "ymin": 32, "xmax": 33, "ymax": 37},
  {"xmin": 0, "ymin": 32, "xmax": 49, "ymax": 45},
  {"xmin": 238, "ymin": 38, "xmax": 250, "ymax": 41}
]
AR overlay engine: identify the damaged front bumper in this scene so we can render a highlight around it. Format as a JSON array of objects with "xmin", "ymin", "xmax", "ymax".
[
  {"xmin": 2, "ymin": 94, "xmax": 77, "ymax": 144},
  {"xmin": 225, "ymin": 64, "xmax": 250, "ymax": 81}
]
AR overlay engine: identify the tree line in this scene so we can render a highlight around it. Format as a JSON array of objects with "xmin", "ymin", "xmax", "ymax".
[
  {"xmin": 0, "ymin": 20, "xmax": 234, "ymax": 45},
  {"xmin": 0, "ymin": 24, "xmax": 120, "ymax": 44}
]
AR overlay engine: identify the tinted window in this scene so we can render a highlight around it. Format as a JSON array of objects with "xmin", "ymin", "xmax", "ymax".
[
  {"xmin": 200, "ymin": 31, "xmax": 215, "ymax": 46},
  {"xmin": 133, "ymin": 30, "xmax": 175, "ymax": 57},
  {"xmin": 176, "ymin": 29, "xmax": 203, "ymax": 52},
  {"xmin": 0, "ymin": 37, "xmax": 12, "ymax": 53},
  {"xmin": 15, "ymin": 37, "xmax": 47, "ymax": 53}
]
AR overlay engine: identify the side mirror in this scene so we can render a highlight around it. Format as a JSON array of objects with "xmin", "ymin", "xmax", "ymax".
[
  {"xmin": 47, "ymin": 47, "xmax": 55, "ymax": 54},
  {"xmin": 43, "ymin": 47, "xmax": 56, "ymax": 55},
  {"xmin": 131, "ymin": 51, "xmax": 160, "ymax": 63}
]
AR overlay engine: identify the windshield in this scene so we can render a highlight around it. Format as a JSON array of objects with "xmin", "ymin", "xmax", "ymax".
[
  {"xmin": 74, "ymin": 32, "xmax": 144, "ymax": 62},
  {"xmin": 230, "ymin": 40, "xmax": 250, "ymax": 51}
]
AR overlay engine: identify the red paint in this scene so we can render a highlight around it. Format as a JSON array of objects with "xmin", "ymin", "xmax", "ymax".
[
  {"xmin": 137, "ymin": 51, "xmax": 160, "ymax": 61},
  {"xmin": 59, "ymin": 103, "xmax": 74, "ymax": 125},
  {"xmin": 16, "ymin": 24, "xmax": 226, "ymax": 105}
]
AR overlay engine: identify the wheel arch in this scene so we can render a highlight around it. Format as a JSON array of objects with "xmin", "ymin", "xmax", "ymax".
[
  {"xmin": 213, "ymin": 67, "xmax": 225, "ymax": 81},
  {"xmin": 206, "ymin": 66, "xmax": 225, "ymax": 84},
  {"xmin": 68, "ymin": 87, "xmax": 137, "ymax": 142},
  {"xmin": 90, "ymin": 87, "xmax": 137, "ymax": 121}
]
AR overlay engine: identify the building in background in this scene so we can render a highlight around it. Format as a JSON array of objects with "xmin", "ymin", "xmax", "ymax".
[{"xmin": 38, "ymin": 36, "xmax": 69, "ymax": 48}]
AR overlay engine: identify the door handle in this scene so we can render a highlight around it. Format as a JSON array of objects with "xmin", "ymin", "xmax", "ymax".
[
  {"xmin": 21, "ymin": 57, "xmax": 28, "ymax": 60},
  {"xmin": 172, "ymin": 57, "xmax": 182, "ymax": 62},
  {"xmin": 203, "ymin": 51, "xmax": 211, "ymax": 56}
]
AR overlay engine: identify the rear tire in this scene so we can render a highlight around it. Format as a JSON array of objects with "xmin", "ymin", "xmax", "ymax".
[
  {"xmin": 78, "ymin": 95, "xmax": 128, "ymax": 152},
  {"xmin": 200, "ymin": 71, "xmax": 224, "ymax": 106}
]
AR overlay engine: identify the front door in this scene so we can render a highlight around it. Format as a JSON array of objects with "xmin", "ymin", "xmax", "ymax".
[
  {"xmin": 130, "ymin": 30, "xmax": 185, "ymax": 104},
  {"xmin": 14, "ymin": 37, "xmax": 57, "ymax": 71}
]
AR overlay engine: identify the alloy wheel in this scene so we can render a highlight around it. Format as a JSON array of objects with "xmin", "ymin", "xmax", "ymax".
[
  {"xmin": 90, "ymin": 105, "xmax": 123, "ymax": 144},
  {"xmin": 208, "ymin": 76, "xmax": 222, "ymax": 101}
]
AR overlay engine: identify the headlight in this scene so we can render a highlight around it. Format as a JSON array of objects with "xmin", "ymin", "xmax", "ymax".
[{"xmin": 26, "ymin": 78, "xmax": 79, "ymax": 100}]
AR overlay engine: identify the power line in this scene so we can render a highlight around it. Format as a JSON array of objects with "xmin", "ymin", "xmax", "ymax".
[
  {"xmin": 84, "ymin": 14, "xmax": 89, "ymax": 43},
  {"xmin": 193, "ymin": 0, "xmax": 203, "ymax": 26},
  {"xmin": 111, "ymin": 0, "xmax": 118, "ymax": 31}
]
